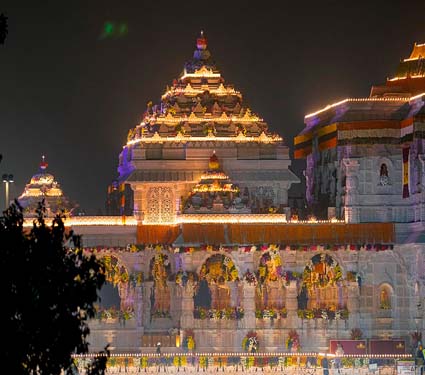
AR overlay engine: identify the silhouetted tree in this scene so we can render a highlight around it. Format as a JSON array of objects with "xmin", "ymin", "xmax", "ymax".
[
  {"xmin": 0, "ymin": 13, "xmax": 7, "ymax": 44},
  {"xmin": 1, "ymin": 202, "xmax": 108, "ymax": 374}
]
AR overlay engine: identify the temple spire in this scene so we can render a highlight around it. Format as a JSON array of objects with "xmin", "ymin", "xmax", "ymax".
[{"xmin": 40, "ymin": 155, "xmax": 48, "ymax": 171}]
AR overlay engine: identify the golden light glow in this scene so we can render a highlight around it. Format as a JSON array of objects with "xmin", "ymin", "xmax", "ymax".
[
  {"xmin": 388, "ymin": 74, "xmax": 425, "ymax": 81},
  {"xmin": 161, "ymin": 83, "xmax": 241, "ymax": 99},
  {"xmin": 305, "ymin": 97, "xmax": 413, "ymax": 119},
  {"xmin": 126, "ymin": 131, "xmax": 282, "ymax": 146},
  {"xmin": 140, "ymin": 111, "xmax": 261, "ymax": 125},
  {"xmin": 180, "ymin": 66, "xmax": 222, "ymax": 80},
  {"xmin": 23, "ymin": 216, "xmax": 138, "ymax": 228}
]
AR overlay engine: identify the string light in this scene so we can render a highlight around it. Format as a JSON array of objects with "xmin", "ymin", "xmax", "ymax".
[{"xmin": 305, "ymin": 97, "xmax": 415, "ymax": 119}]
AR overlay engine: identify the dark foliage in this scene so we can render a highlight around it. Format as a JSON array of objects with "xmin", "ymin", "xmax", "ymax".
[
  {"xmin": 0, "ymin": 202, "xmax": 107, "ymax": 374},
  {"xmin": 0, "ymin": 13, "xmax": 7, "ymax": 44}
]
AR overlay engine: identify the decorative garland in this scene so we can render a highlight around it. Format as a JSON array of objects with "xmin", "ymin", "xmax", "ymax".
[
  {"xmin": 258, "ymin": 250, "xmax": 284, "ymax": 284},
  {"xmin": 182, "ymin": 329, "xmax": 196, "ymax": 351},
  {"xmin": 242, "ymin": 331, "xmax": 259, "ymax": 353},
  {"xmin": 302, "ymin": 253, "xmax": 342, "ymax": 290},
  {"xmin": 255, "ymin": 308, "xmax": 287, "ymax": 319},
  {"xmin": 175, "ymin": 270, "xmax": 198, "ymax": 286},
  {"xmin": 199, "ymin": 254, "xmax": 238, "ymax": 282},
  {"xmin": 94, "ymin": 306, "xmax": 134, "ymax": 321},
  {"xmin": 286, "ymin": 329, "xmax": 300, "ymax": 352},
  {"xmin": 193, "ymin": 307, "xmax": 244, "ymax": 320},
  {"xmin": 85, "ymin": 243, "xmax": 395, "ymax": 254},
  {"xmin": 101, "ymin": 254, "xmax": 143, "ymax": 287},
  {"xmin": 75, "ymin": 355, "xmax": 375, "ymax": 371},
  {"xmin": 297, "ymin": 308, "xmax": 349, "ymax": 320}
]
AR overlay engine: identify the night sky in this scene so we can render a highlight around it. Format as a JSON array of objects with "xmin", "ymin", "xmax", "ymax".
[{"xmin": 1, "ymin": 1, "xmax": 424, "ymax": 213}]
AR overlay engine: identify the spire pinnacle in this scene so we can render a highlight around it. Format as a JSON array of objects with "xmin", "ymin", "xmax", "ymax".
[
  {"xmin": 40, "ymin": 155, "xmax": 48, "ymax": 171},
  {"xmin": 196, "ymin": 31, "xmax": 207, "ymax": 50}
]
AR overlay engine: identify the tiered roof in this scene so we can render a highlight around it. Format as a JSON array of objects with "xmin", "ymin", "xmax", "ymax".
[
  {"xmin": 126, "ymin": 32, "xmax": 281, "ymax": 145},
  {"xmin": 18, "ymin": 156, "xmax": 75, "ymax": 216},
  {"xmin": 184, "ymin": 152, "xmax": 248, "ymax": 214},
  {"xmin": 370, "ymin": 42, "xmax": 425, "ymax": 98}
]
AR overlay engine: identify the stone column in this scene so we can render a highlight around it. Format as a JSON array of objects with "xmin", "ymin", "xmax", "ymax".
[
  {"xmin": 242, "ymin": 282, "xmax": 256, "ymax": 329},
  {"xmin": 343, "ymin": 159, "xmax": 360, "ymax": 223},
  {"xmin": 346, "ymin": 281, "xmax": 360, "ymax": 328},
  {"xmin": 180, "ymin": 281, "xmax": 195, "ymax": 329},
  {"xmin": 286, "ymin": 281, "xmax": 299, "ymax": 327},
  {"xmin": 143, "ymin": 281, "xmax": 154, "ymax": 327}
]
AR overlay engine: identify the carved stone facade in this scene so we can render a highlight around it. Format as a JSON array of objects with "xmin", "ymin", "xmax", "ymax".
[{"xmin": 83, "ymin": 239, "xmax": 425, "ymax": 353}]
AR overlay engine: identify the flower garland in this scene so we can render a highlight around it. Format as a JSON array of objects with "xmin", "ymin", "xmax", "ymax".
[
  {"xmin": 102, "ymin": 254, "xmax": 143, "ymax": 287},
  {"xmin": 242, "ymin": 331, "xmax": 259, "ymax": 353},
  {"xmin": 193, "ymin": 306, "xmax": 244, "ymax": 320},
  {"xmin": 175, "ymin": 270, "xmax": 198, "ymax": 286},
  {"xmin": 286, "ymin": 329, "xmax": 300, "ymax": 352},
  {"xmin": 258, "ymin": 250, "xmax": 284, "ymax": 284},
  {"xmin": 94, "ymin": 306, "xmax": 134, "ymax": 321},
  {"xmin": 303, "ymin": 253, "xmax": 342, "ymax": 290},
  {"xmin": 255, "ymin": 307, "xmax": 287, "ymax": 319},
  {"xmin": 200, "ymin": 254, "xmax": 238, "ymax": 282},
  {"xmin": 182, "ymin": 329, "xmax": 195, "ymax": 351},
  {"xmin": 84, "ymin": 242, "xmax": 395, "ymax": 255},
  {"xmin": 297, "ymin": 307, "xmax": 349, "ymax": 320}
]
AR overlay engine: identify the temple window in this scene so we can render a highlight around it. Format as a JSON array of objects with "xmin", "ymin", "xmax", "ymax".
[
  {"xmin": 379, "ymin": 163, "xmax": 390, "ymax": 186},
  {"xmin": 379, "ymin": 284, "xmax": 392, "ymax": 310},
  {"xmin": 149, "ymin": 253, "xmax": 172, "ymax": 318}
]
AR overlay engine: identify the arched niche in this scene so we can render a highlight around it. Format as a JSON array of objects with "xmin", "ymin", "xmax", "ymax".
[
  {"xmin": 298, "ymin": 253, "xmax": 347, "ymax": 313},
  {"xmin": 194, "ymin": 253, "xmax": 241, "ymax": 310},
  {"xmin": 149, "ymin": 253, "xmax": 172, "ymax": 318},
  {"xmin": 99, "ymin": 254, "xmax": 134, "ymax": 315},
  {"xmin": 255, "ymin": 250, "xmax": 286, "ymax": 312}
]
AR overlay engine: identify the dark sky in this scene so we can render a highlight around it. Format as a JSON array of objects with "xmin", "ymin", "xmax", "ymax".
[{"xmin": 1, "ymin": 1, "xmax": 424, "ymax": 213}]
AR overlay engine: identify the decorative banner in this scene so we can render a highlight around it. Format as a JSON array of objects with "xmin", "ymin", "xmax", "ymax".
[{"xmin": 402, "ymin": 147, "xmax": 410, "ymax": 198}]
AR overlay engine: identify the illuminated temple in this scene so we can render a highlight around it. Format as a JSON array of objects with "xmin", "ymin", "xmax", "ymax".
[{"xmin": 21, "ymin": 37, "xmax": 425, "ymax": 362}]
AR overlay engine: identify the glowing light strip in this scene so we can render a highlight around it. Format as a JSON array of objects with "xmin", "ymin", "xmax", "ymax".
[
  {"xmin": 72, "ymin": 352, "xmax": 411, "ymax": 358},
  {"xmin": 305, "ymin": 97, "xmax": 412, "ymax": 119},
  {"xmin": 126, "ymin": 132, "xmax": 282, "ymax": 146},
  {"xmin": 388, "ymin": 74, "xmax": 425, "ymax": 81},
  {"xmin": 23, "ymin": 216, "xmax": 138, "ymax": 228},
  {"xmin": 161, "ymin": 86, "xmax": 241, "ymax": 99},
  {"xmin": 409, "ymin": 92, "xmax": 425, "ymax": 102},
  {"xmin": 142, "ymin": 113, "xmax": 262, "ymax": 124},
  {"xmin": 142, "ymin": 215, "xmax": 345, "ymax": 225},
  {"xmin": 180, "ymin": 72, "xmax": 222, "ymax": 80}
]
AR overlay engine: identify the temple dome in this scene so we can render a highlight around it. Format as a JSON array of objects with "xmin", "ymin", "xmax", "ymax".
[{"xmin": 18, "ymin": 156, "xmax": 76, "ymax": 217}]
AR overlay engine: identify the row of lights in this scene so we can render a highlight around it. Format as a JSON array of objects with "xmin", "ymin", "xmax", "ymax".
[
  {"xmin": 161, "ymin": 83, "xmax": 241, "ymax": 99},
  {"xmin": 304, "ymin": 97, "xmax": 415, "ymax": 119},
  {"xmin": 72, "ymin": 352, "xmax": 411, "ymax": 359},
  {"xmin": 21, "ymin": 215, "xmax": 346, "ymax": 227},
  {"xmin": 127, "ymin": 133, "xmax": 282, "ymax": 146}
]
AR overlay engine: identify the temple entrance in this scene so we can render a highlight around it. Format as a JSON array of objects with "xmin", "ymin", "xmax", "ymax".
[
  {"xmin": 194, "ymin": 254, "xmax": 241, "ymax": 310},
  {"xmin": 149, "ymin": 253, "xmax": 172, "ymax": 318}
]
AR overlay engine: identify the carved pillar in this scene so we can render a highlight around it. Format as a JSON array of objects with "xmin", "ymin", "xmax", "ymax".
[
  {"xmin": 143, "ymin": 281, "xmax": 154, "ymax": 327},
  {"xmin": 135, "ymin": 286, "xmax": 144, "ymax": 331},
  {"xmin": 180, "ymin": 281, "xmax": 195, "ymax": 329},
  {"xmin": 286, "ymin": 281, "xmax": 299, "ymax": 327},
  {"xmin": 343, "ymin": 159, "xmax": 360, "ymax": 223},
  {"xmin": 346, "ymin": 281, "xmax": 360, "ymax": 328},
  {"xmin": 242, "ymin": 282, "xmax": 256, "ymax": 329}
]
